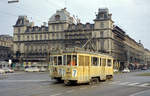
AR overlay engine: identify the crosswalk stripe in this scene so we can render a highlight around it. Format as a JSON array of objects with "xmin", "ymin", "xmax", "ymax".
[
  {"xmin": 119, "ymin": 82, "xmax": 131, "ymax": 85},
  {"xmin": 138, "ymin": 83, "xmax": 150, "ymax": 87},
  {"xmin": 109, "ymin": 81, "xmax": 121, "ymax": 84},
  {"xmin": 110, "ymin": 81, "xmax": 150, "ymax": 87},
  {"xmin": 128, "ymin": 83, "xmax": 139, "ymax": 86}
]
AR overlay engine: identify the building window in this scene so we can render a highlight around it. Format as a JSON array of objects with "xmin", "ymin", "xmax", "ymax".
[
  {"xmin": 55, "ymin": 15, "xmax": 60, "ymax": 21},
  {"xmin": 57, "ymin": 33, "xmax": 59, "ymax": 39},
  {"xmin": 31, "ymin": 35, "xmax": 34, "ymax": 40},
  {"xmin": 56, "ymin": 25, "xmax": 59, "ymax": 30},
  {"xmin": 27, "ymin": 36, "xmax": 29, "ymax": 41},
  {"xmin": 52, "ymin": 25, "xmax": 55, "ymax": 31},
  {"xmin": 100, "ymin": 31, "xmax": 104, "ymax": 37},
  {"xmin": 48, "ymin": 34, "xmax": 50, "ymax": 39},
  {"xmin": 40, "ymin": 34, "xmax": 42, "ymax": 40},
  {"xmin": 52, "ymin": 33, "xmax": 55, "ymax": 37},
  {"xmin": 100, "ymin": 22, "xmax": 104, "ymax": 28},
  {"xmin": 18, "ymin": 28, "xmax": 21, "ymax": 33},
  {"xmin": 35, "ymin": 35, "xmax": 38, "ymax": 40},
  {"xmin": 45, "ymin": 34, "xmax": 47, "ymax": 40},
  {"xmin": 61, "ymin": 25, "xmax": 64, "ymax": 30},
  {"xmin": 18, "ymin": 36, "xmax": 20, "ymax": 41},
  {"xmin": 100, "ymin": 13, "xmax": 104, "ymax": 19}
]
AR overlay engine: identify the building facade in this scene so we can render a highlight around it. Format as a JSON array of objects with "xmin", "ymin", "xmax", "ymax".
[
  {"xmin": 13, "ymin": 8, "xmax": 150, "ymax": 69},
  {"xmin": 0, "ymin": 35, "xmax": 13, "ymax": 68}
]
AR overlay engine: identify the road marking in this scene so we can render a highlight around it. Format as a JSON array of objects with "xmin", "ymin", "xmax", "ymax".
[
  {"xmin": 128, "ymin": 83, "xmax": 139, "ymax": 86},
  {"xmin": 138, "ymin": 83, "xmax": 150, "ymax": 87},
  {"xmin": 119, "ymin": 82, "xmax": 131, "ymax": 85},
  {"xmin": 109, "ymin": 81, "xmax": 121, "ymax": 84},
  {"xmin": 66, "ymin": 90, "xmax": 74, "ymax": 93},
  {"xmin": 50, "ymin": 93, "xmax": 62, "ymax": 96},
  {"xmin": 129, "ymin": 90, "xmax": 147, "ymax": 96}
]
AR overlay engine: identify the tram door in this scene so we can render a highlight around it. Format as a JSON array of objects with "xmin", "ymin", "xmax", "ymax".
[
  {"xmin": 101, "ymin": 58, "xmax": 106, "ymax": 80},
  {"xmin": 84, "ymin": 56, "xmax": 90, "ymax": 81},
  {"xmin": 78, "ymin": 55, "xmax": 90, "ymax": 82}
]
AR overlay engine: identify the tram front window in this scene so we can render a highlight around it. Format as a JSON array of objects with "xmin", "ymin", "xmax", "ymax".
[
  {"xmin": 67, "ymin": 55, "xmax": 71, "ymax": 66},
  {"xmin": 58, "ymin": 56, "xmax": 62, "ymax": 65},
  {"xmin": 67, "ymin": 55, "xmax": 77, "ymax": 66}
]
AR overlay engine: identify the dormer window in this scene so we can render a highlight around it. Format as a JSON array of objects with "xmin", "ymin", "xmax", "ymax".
[
  {"xmin": 55, "ymin": 15, "xmax": 60, "ymax": 21},
  {"xmin": 100, "ymin": 13, "xmax": 104, "ymax": 19},
  {"xmin": 19, "ymin": 20, "xmax": 22, "ymax": 24}
]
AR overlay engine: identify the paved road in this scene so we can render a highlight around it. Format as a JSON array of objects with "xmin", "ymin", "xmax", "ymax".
[{"xmin": 0, "ymin": 70, "xmax": 150, "ymax": 96}]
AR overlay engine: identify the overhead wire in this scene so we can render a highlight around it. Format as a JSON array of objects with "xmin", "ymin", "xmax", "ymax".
[
  {"xmin": 0, "ymin": 0, "xmax": 71, "ymax": 25},
  {"xmin": 0, "ymin": 0, "xmax": 50, "ymax": 25}
]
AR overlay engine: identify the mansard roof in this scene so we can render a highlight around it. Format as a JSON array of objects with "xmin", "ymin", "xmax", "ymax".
[
  {"xmin": 49, "ymin": 8, "xmax": 75, "ymax": 24},
  {"xmin": 14, "ymin": 16, "xmax": 30, "ymax": 27},
  {"xmin": 25, "ymin": 26, "xmax": 48, "ymax": 33},
  {"xmin": 67, "ymin": 23, "xmax": 94, "ymax": 31}
]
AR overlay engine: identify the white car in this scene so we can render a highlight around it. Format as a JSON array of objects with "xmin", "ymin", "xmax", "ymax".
[
  {"xmin": 2, "ymin": 68, "xmax": 14, "ymax": 73},
  {"xmin": 25, "ymin": 67, "xmax": 40, "ymax": 72},
  {"xmin": 0, "ymin": 69, "xmax": 5, "ymax": 74},
  {"xmin": 40, "ymin": 67, "xmax": 46, "ymax": 72},
  {"xmin": 122, "ymin": 68, "xmax": 130, "ymax": 73},
  {"xmin": 113, "ymin": 69, "xmax": 119, "ymax": 73}
]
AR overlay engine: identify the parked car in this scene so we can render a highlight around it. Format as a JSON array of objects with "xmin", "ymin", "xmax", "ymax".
[
  {"xmin": 141, "ymin": 67, "xmax": 147, "ymax": 70},
  {"xmin": 25, "ymin": 67, "xmax": 40, "ymax": 72},
  {"xmin": 2, "ymin": 68, "xmax": 14, "ymax": 73},
  {"xmin": 113, "ymin": 69, "xmax": 119, "ymax": 73},
  {"xmin": 40, "ymin": 67, "xmax": 47, "ymax": 72},
  {"xmin": 122, "ymin": 68, "xmax": 130, "ymax": 73},
  {"xmin": 0, "ymin": 69, "xmax": 5, "ymax": 74}
]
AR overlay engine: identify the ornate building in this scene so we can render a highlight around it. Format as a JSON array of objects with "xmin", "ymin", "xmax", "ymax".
[{"xmin": 13, "ymin": 8, "xmax": 150, "ymax": 69}]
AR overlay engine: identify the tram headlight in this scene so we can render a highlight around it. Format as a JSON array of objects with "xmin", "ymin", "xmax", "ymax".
[{"xmin": 72, "ymin": 69, "xmax": 77, "ymax": 77}]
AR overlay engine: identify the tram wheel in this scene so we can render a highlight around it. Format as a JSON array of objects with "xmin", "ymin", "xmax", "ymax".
[
  {"xmin": 89, "ymin": 78, "xmax": 99, "ymax": 85},
  {"xmin": 64, "ymin": 80, "xmax": 71, "ymax": 86}
]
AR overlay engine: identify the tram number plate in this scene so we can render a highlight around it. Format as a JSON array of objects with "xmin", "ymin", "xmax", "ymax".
[{"xmin": 72, "ymin": 69, "xmax": 77, "ymax": 77}]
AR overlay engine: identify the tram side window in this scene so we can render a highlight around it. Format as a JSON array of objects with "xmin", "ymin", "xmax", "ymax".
[
  {"xmin": 101, "ymin": 58, "xmax": 106, "ymax": 66},
  {"xmin": 92, "ymin": 57, "xmax": 98, "ymax": 66},
  {"xmin": 54, "ymin": 57, "xmax": 57, "ymax": 65},
  {"xmin": 67, "ymin": 55, "xmax": 71, "ymax": 66},
  {"xmin": 107, "ymin": 59, "xmax": 112, "ymax": 67},
  {"xmin": 67, "ymin": 55, "xmax": 77, "ymax": 66},
  {"xmin": 72, "ymin": 55, "xmax": 77, "ymax": 66},
  {"xmin": 99, "ymin": 58, "xmax": 101, "ymax": 66},
  {"xmin": 63, "ymin": 55, "xmax": 67, "ymax": 65},
  {"xmin": 58, "ymin": 56, "xmax": 62, "ymax": 65}
]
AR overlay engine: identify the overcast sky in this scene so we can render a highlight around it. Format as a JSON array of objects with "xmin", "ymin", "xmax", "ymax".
[{"xmin": 0, "ymin": 0, "xmax": 150, "ymax": 49}]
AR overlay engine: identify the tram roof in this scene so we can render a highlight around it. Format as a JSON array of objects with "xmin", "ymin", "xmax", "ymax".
[{"xmin": 50, "ymin": 48, "xmax": 113, "ymax": 58}]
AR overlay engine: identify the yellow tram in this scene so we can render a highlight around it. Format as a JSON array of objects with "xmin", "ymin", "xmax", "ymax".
[{"xmin": 49, "ymin": 49, "xmax": 114, "ymax": 85}]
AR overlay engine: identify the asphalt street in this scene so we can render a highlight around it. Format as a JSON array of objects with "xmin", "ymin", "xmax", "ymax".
[{"xmin": 0, "ymin": 70, "xmax": 150, "ymax": 96}]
